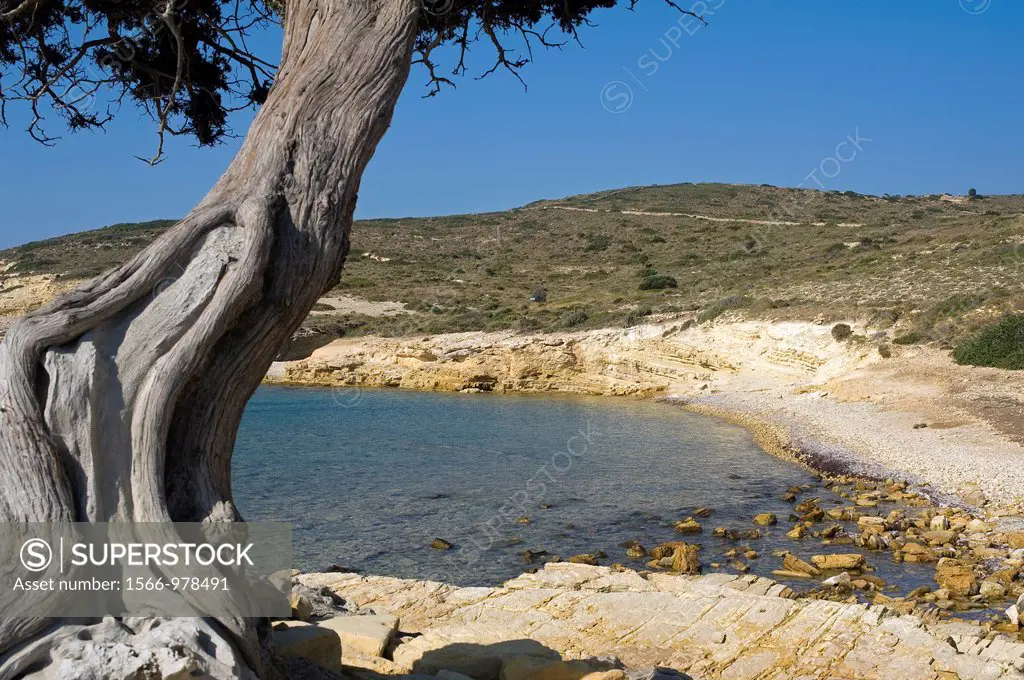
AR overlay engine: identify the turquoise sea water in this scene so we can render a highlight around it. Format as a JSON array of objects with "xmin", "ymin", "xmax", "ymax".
[{"xmin": 233, "ymin": 386, "xmax": 938, "ymax": 593}]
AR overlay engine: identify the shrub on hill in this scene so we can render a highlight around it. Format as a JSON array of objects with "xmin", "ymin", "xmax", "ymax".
[
  {"xmin": 953, "ymin": 315, "xmax": 1024, "ymax": 370},
  {"xmin": 638, "ymin": 274, "xmax": 678, "ymax": 291},
  {"xmin": 623, "ymin": 306, "xmax": 652, "ymax": 327},
  {"xmin": 697, "ymin": 295, "xmax": 752, "ymax": 324},
  {"xmin": 559, "ymin": 309, "xmax": 589, "ymax": 328},
  {"xmin": 893, "ymin": 331, "xmax": 924, "ymax": 345},
  {"xmin": 831, "ymin": 323, "xmax": 853, "ymax": 341}
]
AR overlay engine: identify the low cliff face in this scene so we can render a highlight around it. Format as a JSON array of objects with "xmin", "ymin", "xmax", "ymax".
[
  {"xmin": 266, "ymin": 320, "xmax": 1024, "ymax": 508},
  {"xmin": 267, "ymin": 319, "xmax": 869, "ymax": 398}
]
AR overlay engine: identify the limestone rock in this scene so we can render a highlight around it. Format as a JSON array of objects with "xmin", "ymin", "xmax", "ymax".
[
  {"xmin": 930, "ymin": 514, "xmax": 951, "ymax": 531},
  {"xmin": 670, "ymin": 543, "xmax": 701, "ymax": 574},
  {"xmin": 752, "ymin": 512, "xmax": 777, "ymax": 526},
  {"xmin": 823, "ymin": 572, "xmax": 852, "ymax": 587},
  {"xmin": 298, "ymin": 563, "xmax": 1024, "ymax": 680},
  {"xmin": 392, "ymin": 624, "xmax": 560, "ymax": 677},
  {"xmin": 272, "ymin": 621, "xmax": 342, "ymax": 672},
  {"xmin": 980, "ymin": 580, "xmax": 1008, "ymax": 600},
  {"xmin": 858, "ymin": 516, "xmax": 887, "ymax": 531},
  {"xmin": 922, "ymin": 530, "xmax": 956, "ymax": 545},
  {"xmin": 1006, "ymin": 532, "xmax": 1024, "ymax": 550},
  {"xmin": 782, "ymin": 553, "xmax": 821, "ymax": 576},
  {"xmin": 901, "ymin": 542, "xmax": 937, "ymax": 563},
  {"xmin": 438, "ymin": 671, "xmax": 478, "ymax": 680},
  {"xmin": 966, "ymin": 518, "xmax": 991, "ymax": 533},
  {"xmin": 626, "ymin": 671, "xmax": 690, "ymax": 680},
  {"xmin": 673, "ymin": 518, "xmax": 702, "ymax": 534},
  {"xmin": 500, "ymin": 656, "xmax": 625, "ymax": 680},
  {"xmin": 291, "ymin": 583, "xmax": 356, "ymax": 619},
  {"xmin": 935, "ymin": 561, "xmax": 977, "ymax": 596},
  {"xmin": 625, "ymin": 544, "xmax": 648, "ymax": 559},
  {"xmin": 811, "ymin": 553, "xmax": 865, "ymax": 571},
  {"xmin": 318, "ymin": 613, "xmax": 398, "ymax": 660},
  {"xmin": 12, "ymin": 618, "xmax": 256, "ymax": 680}
]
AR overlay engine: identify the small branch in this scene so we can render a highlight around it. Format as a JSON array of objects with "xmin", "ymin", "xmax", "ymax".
[
  {"xmin": 629, "ymin": 0, "xmax": 707, "ymax": 26},
  {"xmin": 0, "ymin": 0, "xmax": 45, "ymax": 21},
  {"xmin": 478, "ymin": 21, "xmax": 527, "ymax": 89}
]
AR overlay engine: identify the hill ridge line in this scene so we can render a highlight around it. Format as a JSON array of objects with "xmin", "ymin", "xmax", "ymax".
[{"xmin": 532, "ymin": 204, "xmax": 865, "ymax": 228}]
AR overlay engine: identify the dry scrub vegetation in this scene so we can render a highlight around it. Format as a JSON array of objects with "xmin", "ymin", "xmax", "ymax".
[{"xmin": 3, "ymin": 183, "xmax": 1023, "ymax": 351}]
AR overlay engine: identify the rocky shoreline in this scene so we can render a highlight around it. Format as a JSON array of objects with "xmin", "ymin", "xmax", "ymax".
[
  {"xmin": 276, "ymin": 563, "xmax": 1024, "ymax": 679},
  {"xmin": 259, "ymin": 318, "xmax": 1024, "ymax": 677},
  {"xmin": 266, "ymin": 318, "xmax": 1024, "ymax": 508}
]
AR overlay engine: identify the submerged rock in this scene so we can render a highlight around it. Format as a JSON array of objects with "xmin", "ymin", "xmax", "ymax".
[
  {"xmin": 811, "ymin": 554, "xmax": 865, "ymax": 571},
  {"xmin": 901, "ymin": 542, "xmax": 937, "ymax": 563},
  {"xmin": 626, "ymin": 544, "xmax": 648, "ymax": 559},
  {"xmin": 782, "ymin": 553, "xmax": 821, "ymax": 577},
  {"xmin": 674, "ymin": 518, "xmax": 702, "ymax": 535},
  {"xmin": 822, "ymin": 572, "xmax": 852, "ymax": 587},
  {"xmin": 935, "ymin": 560, "xmax": 977, "ymax": 596},
  {"xmin": 671, "ymin": 543, "xmax": 702, "ymax": 575}
]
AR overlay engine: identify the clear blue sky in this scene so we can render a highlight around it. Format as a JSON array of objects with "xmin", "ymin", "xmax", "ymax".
[{"xmin": 1, "ymin": 1, "xmax": 1021, "ymax": 249}]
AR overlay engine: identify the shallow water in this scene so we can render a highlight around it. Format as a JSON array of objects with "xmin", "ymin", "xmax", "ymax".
[{"xmin": 234, "ymin": 386, "xmax": 939, "ymax": 595}]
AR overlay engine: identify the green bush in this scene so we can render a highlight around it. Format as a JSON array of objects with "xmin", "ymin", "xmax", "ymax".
[
  {"xmin": 953, "ymin": 315, "xmax": 1024, "ymax": 369},
  {"xmin": 869, "ymin": 309, "xmax": 901, "ymax": 329},
  {"xmin": 893, "ymin": 331, "xmax": 924, "ymax": 345},
  {"xmin": 623, "ymin": 306, "xmax": 652, "ymax": 327},
  {"xmin": 584, "ymin": 234, "xmax": 611, "ymax": 252},
  {"xmin": 638, "ymin": 275, "xmax": 678, "ymax": 291},
  {"xmin": 831, "ymin": 323, "xmax": 853, "ymax": 341},
  {"xmin": 515, "ymin": 317, "xmax": 541, "ymax": 334},
  {"xmin": 558, "ymin": 309, "xmax": 589, "ymax": 328},
  {"xmin": 696, "ymin": 296, "xmax": 751, "ymax": 324}
]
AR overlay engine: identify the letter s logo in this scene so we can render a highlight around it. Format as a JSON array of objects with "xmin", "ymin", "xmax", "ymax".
[{"xmin": 21, "ymin": 539, "xmax": 53, "ymax": 572}]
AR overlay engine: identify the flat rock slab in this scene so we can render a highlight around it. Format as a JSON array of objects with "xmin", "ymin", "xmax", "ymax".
[
  {"xmin": 320, "ymin": 613, "xmax": 400, "ymax": 660},
  {"xmin": 272, "ymin": 621, "xmax": 343, "ymax": 672},
  {"xmin": 299, "ymin": 564, "xmax": 1024, "ymax": 679}
]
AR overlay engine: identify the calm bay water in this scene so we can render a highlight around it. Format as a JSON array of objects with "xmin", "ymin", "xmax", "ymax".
[{"xmin": 233, "ymin": 386, "xmax": 937, "ymax": 592}]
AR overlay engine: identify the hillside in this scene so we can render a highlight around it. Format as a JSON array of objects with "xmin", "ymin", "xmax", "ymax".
[{"xmin": 2, "ymin": 183, "xmax": 1023, "ymax": 350}]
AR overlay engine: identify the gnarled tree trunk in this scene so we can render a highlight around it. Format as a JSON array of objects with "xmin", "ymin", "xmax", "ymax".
[{"xmin": 0, "ymin": 0, "xmax": 419, "ymax": 676}]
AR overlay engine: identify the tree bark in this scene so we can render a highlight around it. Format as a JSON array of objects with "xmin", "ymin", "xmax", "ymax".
[{"xmin": 0, "ymin": 0, "xmax": 419, "ymax": 676}]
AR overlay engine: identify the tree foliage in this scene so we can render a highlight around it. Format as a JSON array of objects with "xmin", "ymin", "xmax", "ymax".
[
  {"xmin": 954, "ymin": 315, "xmax": 1024, "ymax": 370},
  {"xmin": 0, "ymin": 0, "xmax": 701, "ymax": 161}
]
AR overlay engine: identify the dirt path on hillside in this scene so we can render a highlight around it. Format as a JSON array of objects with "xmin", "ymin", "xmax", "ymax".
[{"xmin": 534, "ymin": 204, "xmax": 865, "ymax": 228}]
